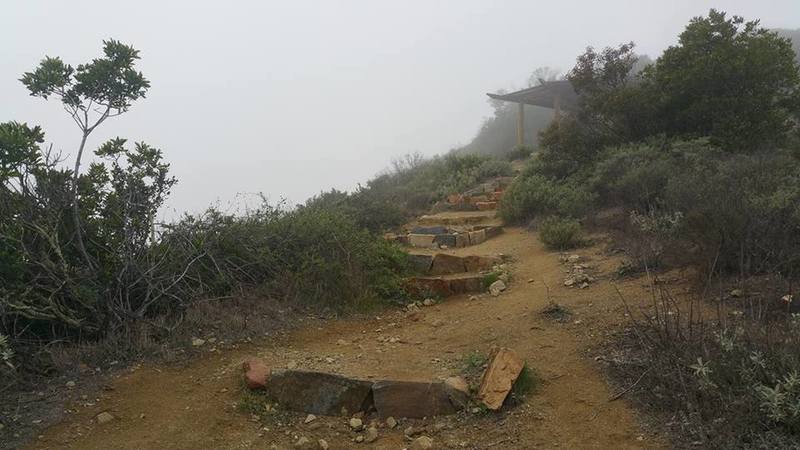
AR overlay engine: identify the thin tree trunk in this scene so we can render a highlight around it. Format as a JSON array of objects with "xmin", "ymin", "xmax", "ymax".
[{"xmin": 72, "ymin": 131, "xmax": 93, "ymax": 270}]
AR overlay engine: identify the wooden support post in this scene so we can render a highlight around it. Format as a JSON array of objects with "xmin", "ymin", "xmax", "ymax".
[{"xmin": 516, "ymin": 102, "xmax": 525, "ymax": 147}]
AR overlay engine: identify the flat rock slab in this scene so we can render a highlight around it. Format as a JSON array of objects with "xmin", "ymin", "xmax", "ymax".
[
  {"xmin": 477, "ymin": 348, "xmax": 525, "ymax": 410},
  {"xmin": 412, "ymin": 226, "xmax": 449, "ymax": 235},
  {"xmin": 430, "ymin": 254, "xmax": 467, "ymax": 275},
  {"xmin": 372, "ymin": 380, "xmax": 459, "ymax": 418},
  {"xmin": 266, "ymin": 370, "xmax": 373, "ymax": 415},
  {"xmin": 408, "ymin": 253, "xmax": 434, "ymax": 273}
]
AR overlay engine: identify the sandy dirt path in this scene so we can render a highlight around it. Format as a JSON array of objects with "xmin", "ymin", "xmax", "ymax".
[{"xmin": 27, "ymin": 227, "xmax": 664, "ymax": 450}]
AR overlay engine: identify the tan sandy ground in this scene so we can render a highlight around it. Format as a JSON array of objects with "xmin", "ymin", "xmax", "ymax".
[{"xmin": 26, "ymin": 226, "xmax": 669, "ymax": 450}]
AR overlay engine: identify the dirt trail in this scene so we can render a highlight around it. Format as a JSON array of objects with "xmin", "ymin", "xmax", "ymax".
[{"xmin": 27, "ymin": 226, "xmax": 664, "ymax": 450}]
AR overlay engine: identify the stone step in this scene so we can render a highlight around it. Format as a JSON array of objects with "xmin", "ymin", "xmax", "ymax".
[
  {"xmin": 395, "ymin": 225, "xmax": 503, "ymax": 249},
  {"xmin": 407, "ymin": 253, "xmax": 503, "ymax": 275},
  {"xmin": 417, "ymin": 211, "xmax": 498, "ymax": 226},
  {"xmin": 404, "ymin": 273, "xmax": 486, "ymax": 297}
]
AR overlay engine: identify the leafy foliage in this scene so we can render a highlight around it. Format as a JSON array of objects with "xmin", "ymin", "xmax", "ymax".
[{"xmin": 537, "ymin": 216, "xmax": 583, "ymax": 250}]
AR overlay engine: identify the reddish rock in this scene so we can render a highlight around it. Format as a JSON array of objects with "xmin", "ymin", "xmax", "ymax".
[
  {"xmin": 242, "ymin": 358, "xmax": 271, "ymax": 390},
  {"xmin": 447, "ymin": 274, "xmax": 484, "ymax": 294},
  {"xmin": 430, "ymin": 254, "xmax": 466, "ymax": 275},
  {"xmin": 477, "ymin": 348, "xmax": 525, "ymax": 410}
]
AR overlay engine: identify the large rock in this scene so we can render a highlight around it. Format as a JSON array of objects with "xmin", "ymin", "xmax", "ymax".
[
  {"xmin": 430, "ymin": 254, "xmax": 466, "ymax": 275},
  {"xmin": 265, "ymin": 370, "xmax": 373, "ymax": 415},
  {"xmin": 407, "ymin": 254, "xmax": 434, "ymax": 273},
  {"xmin": 454, "ymin": 233, "xmax": 469, "ymax": 248},
  {"xmin": 405, "ymin": 277, "xmax": 452, "ymax": 297},
  {"xmin": 242, "ymin": 358, "xmax": 271, "ymax": 390},
  {"xmin": 477, "ymin": 348, "xmax": 524, "ymax": 410},
  {"xmin": 447, "ymin": 274, "xmax": 484, "ymax": 294},
  {"xmin": 372, "ymin": 380, "xmax": 459, "ymax": 418},
  {"xmin": 468, "ymin": 229, "xmax": 487, "ymax": 245},
  {"xmin": 433, "ymin": 234, "xmax": 457, "ymax": 248},
  {"xmin": 408, "ymin": 234, "xmax": 436, "ymax": 248},
  {"xmin": 475, "ymin": 201, "xmax": 497, "ymax": 211},
  {"xmin": 484, "ymin": 226, "xmax": 503, "ymax": 239},
  {"xmin": 412, "ymin": 226, "xmax": 449, "ymax": 235},
  {"xmin": 443, "ymin": 376, "xmax": 471, "ymax": 409},
  {"xmin": 463, "ymin": 255, "xmax": 502, "ymax": 272}
]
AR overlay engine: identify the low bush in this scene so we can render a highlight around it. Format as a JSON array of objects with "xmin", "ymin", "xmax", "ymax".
[
  {"xmin": 615, "ymin": 287, "xmax": 800, "ymax": 448},
  {"xmin": 500, "ymin": 172, "xmax": 595, "ymax": 223},
  {"xmin": 537, "ymin": 216, "xmax": 583, "ymax": 250}
]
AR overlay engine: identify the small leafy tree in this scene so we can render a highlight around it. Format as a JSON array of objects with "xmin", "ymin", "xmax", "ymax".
[
  {"xmin": 20, "ymin": 40, "xmax": 150, "ymax": 268},
  {"xmin": 643, "ymin": 9, "xmax": 800, "ymax": 150}
]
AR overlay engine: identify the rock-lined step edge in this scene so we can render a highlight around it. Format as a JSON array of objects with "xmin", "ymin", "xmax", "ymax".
[
  {"xmin": 242, "ymin": 348, "xmax": 524, "ymax": 417},
  {"xmin": 242, "ymin": 365, "xmax": 472, "ymax": 418},
  {"xmin": 386, "ymin": 225, "xmax": 503, "ymax": 249},
  {"xmin": 407, "ymin": 253, "xmax": 503, "ymax": 275}
]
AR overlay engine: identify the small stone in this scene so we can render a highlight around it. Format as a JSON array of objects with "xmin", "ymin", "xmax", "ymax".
[
  {"xmin": 730, "ymin": 289, "xmax": 743, "ymax": 298},
  {"xmin": 564, "ymin": 278, "xmax": 576, "ymax": 287},
  {"xmin": 95, "ymin": 411, "xmax": 115, "ymax": 424},
  {"xmin": 567, "ymin": 254, "xmax": 581, "ymax": 263},
  {"xmin": 468, "ymin": 295, "xmax": 478, "ymax": 301},
  {"xmin": 337, "ymin": 339, "xmax": 348, "ymax": 345},
  {"xmin": 317, "ymin": 439, "xmax": 329, "ymax": 450},
  {"xmin": 422, "ymin": 298, "xmax": 436, "ymax": 306},
  {"xmin": 527, "ymin": 279, "xmax": 535, "ymax": 283},
  {"xmin": 304, "ymin": 414, "xmax": 317, "ymax": 424},
  {"xmin": 349, "ymin": 417, "xmax": 364, "ymax": 431},
  {"xmin": 579, "ymin": 282, "xmax": 589, "ymax": 289},
  {"xmin": 191, "ymin": 338, "xmax": 205, "ymax": 347},
  {"xmin": 294, "ymin": 436, "xmax": 314, "ymax": 450},
  {"xmin": 364, "ymin": 427, "xmax": 379, "ymax": 443},
  {"xmin": 431, "ymin": 319, "xmax": 445, "ymax": 327},
  {"xmin": 411, "ymin": 436, "xmax": 434, "ymax": 450},
  {"xmin": 386, "ymin": 416, "xmax": 397, "ymax": 429},
  {"xmin": 489, "ymin": 280, "xmax": 507, "ymax": 296},
  {"xmin": 355, "ymin": 435, "xmax": 364, "ymax": 443},
  {"xmin": 404, "ymin": 426, "xmax": 415, "ymax": 436},
  {"xmin": 66, "ymin": 380, "xmax": 76, "ymax": 388}
]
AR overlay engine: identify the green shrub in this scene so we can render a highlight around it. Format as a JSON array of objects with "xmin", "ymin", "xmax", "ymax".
[
  {"xmin": 538, "ymin": 216, "xmax": 583, "ymax": 250},
  {"xmin": 500, "ymin": 172, "xmax": 595, "ymax": 223},
  {"xmin": 506, "ymin": 145, "xmax": 533, "ymax": 161}
]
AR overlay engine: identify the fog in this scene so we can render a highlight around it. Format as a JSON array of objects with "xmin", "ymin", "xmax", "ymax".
[{"xmin": 2, "ymin": 0, "xmax": 798, "ymax": 218}]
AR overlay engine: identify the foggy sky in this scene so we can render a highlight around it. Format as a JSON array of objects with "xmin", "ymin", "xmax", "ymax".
[{"xmin": 2, "ymin": 1, "xmax": 799, "ymax": 218}]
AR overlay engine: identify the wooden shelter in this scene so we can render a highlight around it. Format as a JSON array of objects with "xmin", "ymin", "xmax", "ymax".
[{"xmin": 486, "ymin": 80, "xmax": 578, "ymax": 146}]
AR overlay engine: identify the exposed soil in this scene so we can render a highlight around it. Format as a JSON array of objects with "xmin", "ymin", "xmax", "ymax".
[{"xmin": 24, "ymin": 225, "xmax": 670, "ymax": 449}]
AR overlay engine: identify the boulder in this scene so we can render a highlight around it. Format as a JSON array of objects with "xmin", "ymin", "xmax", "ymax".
[
  {"xmin": 408, "ymin": 234, "xmax": 436, "ymax": 248},
  {"xmin": 412, "ymin": 226, "xmax": 449, "ymax": 235},
  {"xmin": 433, "ymin": 234, "xmax": 457, "ymax": 248},
  {"xmin": 443, "ymin": 376, "xmax": 471, "ymax": 409},
  {"xmin": 463, "ymin": 255, "xmax": 502, "ymax": 272},
  {"xmin": 372, "ymin": 380, "xmax": 459, "ymax": 418},
  {"xmin": 477, "ymin": 348, "xmax": 524, "ymax": 410},
  {"xmin": 468, "ymin": 229, "xmax": 487, "ymax": 246},
  {"xmin": 447, "ymin": 274, "xmax": 484, "ymax": 294},
  {"xmin": 405, "ymin": 277, "xmax": 452, "ymax": 297},
  {"xmin": 243, "ymin": 358, "xmax": 271, "ymax": 390},
  {"xmin": 484, "ymin": 226, "xmax": 504, "ymax": 239},
  {"xmin": 265, "ymin": 370, "xmax": 373, "ymax": 415},
  {"xmin": 454, "ymin": 233, "xmax": 469, "ymax": 248},
  {"xmin": 407, "ymin": 253, "xmax": 434, "ymax": 273},
  {"xmin": 430, "ymin": 254, "xmax": 466, "ymax": 275}
]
